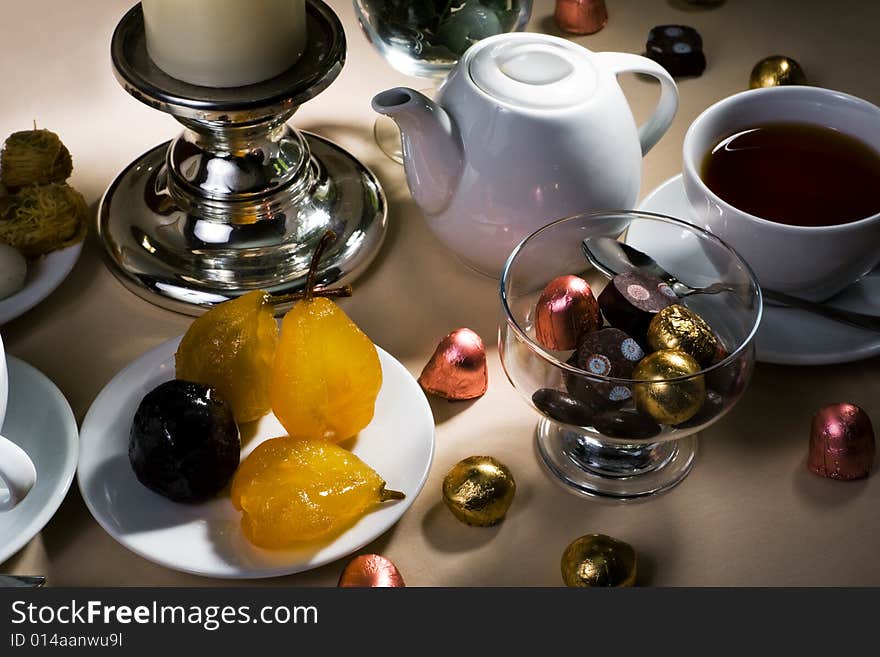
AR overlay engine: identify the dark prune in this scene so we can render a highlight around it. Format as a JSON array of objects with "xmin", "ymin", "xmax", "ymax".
[{"xmin": 129, "ymin": 379, "xmax": 240, "ymax": 503}]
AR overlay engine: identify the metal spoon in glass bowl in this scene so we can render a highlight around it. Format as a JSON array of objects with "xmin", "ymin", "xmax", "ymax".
[{"xmin": 582, "ymin": 236, "xmax": 880, "ymax": 332}]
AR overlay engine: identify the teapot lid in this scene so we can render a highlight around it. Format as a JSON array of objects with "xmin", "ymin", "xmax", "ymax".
[{"xmin": 468, "ymin": 34, "xmax": 598, "ymax": 110}]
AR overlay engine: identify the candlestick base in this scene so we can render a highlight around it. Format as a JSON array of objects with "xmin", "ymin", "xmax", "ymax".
[
  {"xmin": 99, "ymin": 132, "xmax": 385, "ymax": 315},
  {"xmin": 98, "ymin": 0, "xmax": 387, "ymax": 315}
]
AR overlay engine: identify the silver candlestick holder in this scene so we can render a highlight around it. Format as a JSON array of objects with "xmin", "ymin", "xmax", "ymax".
[{"xmin": 98, "ymin": 0, "xmax": 387, "ymax": 315}]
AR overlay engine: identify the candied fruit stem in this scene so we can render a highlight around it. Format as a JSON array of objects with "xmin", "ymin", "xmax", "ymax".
[
  {"xmin": 269, "ymin": 284, "xmax": 352, "ymax": 307},
  {"xmin": 380, "ymin": 487, "xmax": 406, "ymax": 502},
  {"xmin": 305, "ymin": 230, "xmax": 338, "ymax": 301}
]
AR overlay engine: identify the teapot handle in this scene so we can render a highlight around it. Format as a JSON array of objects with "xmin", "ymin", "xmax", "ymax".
[{"xmin": 598, "ymin": 52, "xmax": 679, "ymax": 156}]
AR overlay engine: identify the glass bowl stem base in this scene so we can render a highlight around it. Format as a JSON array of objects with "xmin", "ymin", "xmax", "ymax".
[{"xmin": 535, "ymin": 417, "xmax": 697, "ymax": 499}]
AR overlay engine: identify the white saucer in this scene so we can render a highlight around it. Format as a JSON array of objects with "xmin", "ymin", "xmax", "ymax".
[
  {"xmin": 0, "ymin": 357, "xmax": 79, "ymax": 564},
  {"xmin": 0, "ymin": 244, "xmax": 82, "ymax": 325},
  {"xmin": 637, "ymin": 175, "xmax": 880, "ymax": 365},
  {"xmin": 78, "ymin": 337, "xmax": 435, "ymax": 579}
]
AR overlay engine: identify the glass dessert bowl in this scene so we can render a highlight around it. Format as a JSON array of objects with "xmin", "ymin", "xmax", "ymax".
[{"xmin": 499, "ymin": 211, "xmax": 763, "ymax": 499}]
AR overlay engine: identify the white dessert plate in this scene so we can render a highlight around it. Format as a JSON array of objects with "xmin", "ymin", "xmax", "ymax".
[
  {"xmin": 636, "ymin": 174, "xmax": 880, "ymax": 365},
  {"xmin": 0, "ymin": 243, "xmax": 82, "ymax": 325},
  {"xmin": 0, "ymin": 357, "xmax": 79, "ymax": 564},
  {"xmin": 78, "ymin": 337, "xmax": 435, "ymax": 579}
]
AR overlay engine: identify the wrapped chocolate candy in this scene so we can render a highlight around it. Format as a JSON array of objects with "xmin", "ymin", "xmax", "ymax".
[
  {"xmin": 598, "ymin": 271, "xmax": 677, "ymax": 347},
  {"xmin": 749, "ymin": 55, "xmax": 807, "ymax": 89},
  {"xmin": 418, "ymin": 328, "xmax": 487, "ymax": 401},
  {"xmin": 644, "ymin": 25, "xmax": 707, "ymax": 78},
  {"xmin": 648, "ymin": 304, "xmax": 719, "ymax": 367},
  {"xmin": 808, "ymin": 404, "xmax": 875, "ymax": 480},
  {"xmin": 443, "ymin": 456, "xmax": 516, "ymax": 527},
  {"xmin": 633, "ymin": 350, "xmax": 706, "ymax": 425},
  {"xmin": 554, "ymin": 0, "xmax": 608, "ymax": 36},
  {"xmin": 566, "ymin": 328, "xmax": 645, "ymax": 409},
  {"xmin": 561, "ymin": 534, "xmax": 637, "ymax": 587},
  {"xmin": 673, "ymin": 389, "xmax": 724, "ymax": 429},
  {"xmin": 592, "ymin": 410, "xmax": 661, "ymax": 441},
  {"xmin": 535, "ymin": 275, "xmax": 601, "ymax": 351},
  {"xmin": 706, "ymin": 349, "xmax": 751, "ymax": 399},
  {"xmin": 532, "ymin": 388, "xmax": 595, "ymax": 427},
  {"xmin": 338, "ymin": 554, "xmax": 405, "ymax": 588}
]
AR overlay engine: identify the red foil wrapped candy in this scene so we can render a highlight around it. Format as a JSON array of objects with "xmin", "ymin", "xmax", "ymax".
[
  {"xmin": 555, "ymin": 0, "xmax": 608, "ymax": 35},
  {"xmin": 807, "ymin": 403, "xmax": 875, "ymax": 480},
  {"xmin": 418, "ymin": 328, "xmax": 488, "ymax": 401},
  {"xmin": 535, "ymin": 275, "xmax": 601, "ymax": 351},
  {"xmin": 338, "ymin": 554, "xmax": 405, "ymax": 587}
]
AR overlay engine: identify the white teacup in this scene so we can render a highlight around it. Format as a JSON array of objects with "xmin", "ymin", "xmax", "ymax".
[
  {"xmin": 0, "ymin": 334, "xmax": 36, "ymax": 511},
  {"xmin": 683, "ymin": 86, "xmax": 880, "ymax": 301}
]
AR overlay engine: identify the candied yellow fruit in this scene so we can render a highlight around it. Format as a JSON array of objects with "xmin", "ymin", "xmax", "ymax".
[
  {"xmin": 271, "ymin": 297, "xmax": 381, "ymax": 442},
  {"xmin": 176, "ymin": 290, "xmax": 278, "ymax": 423},
  {"xmin": 230, "ymin": 437, "xmax": 404, "ymax": 548}
]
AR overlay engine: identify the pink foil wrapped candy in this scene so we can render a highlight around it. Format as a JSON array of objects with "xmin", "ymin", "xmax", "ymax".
[
  {"xmin": 338, "ymin": 554, "xmax": 405, "ymax": 587},
  {"xmin": 418, "ymin": 328, "xmax": 488, "ymax": 401},
  {"xmin": 535, "ymin": 275, "xmax": 601, "ymax": 351},
  {"xmin": 807, "ymin": 403, "xmax": 875, "ymax": 480},
  {"xmin": 555, "ymin": 0, "xmax": 608, "ymax": 35}
]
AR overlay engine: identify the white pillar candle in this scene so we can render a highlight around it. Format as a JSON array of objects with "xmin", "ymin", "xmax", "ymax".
[{"xmin": 142, "ymin": 0, "xmax": 307, "ymax": 88}]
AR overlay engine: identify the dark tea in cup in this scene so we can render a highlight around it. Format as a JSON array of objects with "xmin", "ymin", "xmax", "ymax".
[{"xmin": 701, "ymin": 122, "xmax": 880, "ymax": 227}]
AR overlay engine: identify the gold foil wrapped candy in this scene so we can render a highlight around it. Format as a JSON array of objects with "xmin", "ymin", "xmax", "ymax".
[
  {"xmin": 633, "ymin": 350, "xmax": 706, "ymax": 425},
  {"xmin": 648, "ymin": 304, "xmax": 718, "ymax": 366},
  {"xmin": 749, "ymin": 55, "xmax": 807, "ymax": 89},
  {"xmin": 1, "ymin": 128, "xmax": 72, "ymax": 189},
  {"xmin": 442, "ymin": 456, "xmax": 516, "ymax": 527},
  {"xmin": 561, "ymin": 534, "xmax": 637, "ymax": 587}
]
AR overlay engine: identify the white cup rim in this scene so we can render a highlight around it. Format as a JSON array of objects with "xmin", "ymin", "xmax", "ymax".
[{"xmin": 683, "ymin": 85, "xmax": 880, "ymax": 234}]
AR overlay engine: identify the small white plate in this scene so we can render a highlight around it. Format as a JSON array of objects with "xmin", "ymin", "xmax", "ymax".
[
  {"xmin": 0, "ymin": 244, "xmax": 82, "ymax": 325},
  {"xmin": 78, "ymin": 337, "xmax": 435, "ymax": 579},
  {"xmin": 637, "ymin": 174, "xmax": 880, "ymax": 365},
  {"xmin": 0, "ymin": 357, "xmax": 79, "ymax": 564}
]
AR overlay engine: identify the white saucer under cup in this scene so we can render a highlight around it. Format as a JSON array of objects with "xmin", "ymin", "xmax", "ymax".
[
  {"xmin": 637, "ymin": 175, "xmax": 880, "ymax": 365},
  {"xmin": 0, "ymin": 357, "xmax": 78, "ymax": 564}
]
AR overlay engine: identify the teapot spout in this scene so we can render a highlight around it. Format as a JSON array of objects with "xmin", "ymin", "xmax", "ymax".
[{"xmin": 372, "ymin": 87, "xmax": 463, "ymax": 215}]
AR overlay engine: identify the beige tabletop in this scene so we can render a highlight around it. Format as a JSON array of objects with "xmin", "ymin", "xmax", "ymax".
[{"xmin": 2, "ymin": 0, "xmax": 880, "ymax": 586}]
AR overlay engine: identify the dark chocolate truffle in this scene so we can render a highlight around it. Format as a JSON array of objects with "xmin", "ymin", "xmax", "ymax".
[
  {"xmin": 598, "ymin": 271, "xmax": 677, "ymax": 346},
  {"xmin": 645, "ymin": 25, "xmax": 707, "ymax": 78},
  {"xmin": 592, "ymin": 410, "xmax": 662, "ymax": 440},
  {"xmin": 566, "ymin": 328, "xmax": 645, "ymax": 409},
  {"xmin": 533, "ymin": 388, "xmax": 596, "ymax": 426}
]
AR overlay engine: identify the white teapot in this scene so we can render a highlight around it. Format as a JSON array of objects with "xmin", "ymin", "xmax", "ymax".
[{"xmin": 373, "ymin": 33, "xmax": 678, "ymax": 276}]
